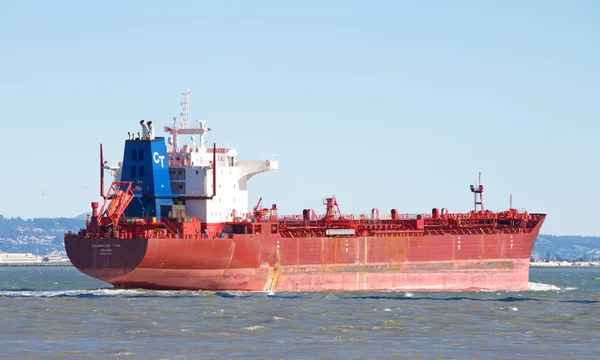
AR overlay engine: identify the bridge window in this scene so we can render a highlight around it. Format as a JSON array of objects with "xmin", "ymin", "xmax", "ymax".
[
  {"xmin": 139, "ymin": 166, "xmax": 145, "ymax": 177},
  {"xmin": 132, "ymin": 149, "xmax": 138, "ymax": 161},
  {"xmin": 139, "ymin": 150, "xmax": 144, "ymax": 161},
  {"xmin": 131, "ymin": 166, "xmax": 137, "ymax": 177}
]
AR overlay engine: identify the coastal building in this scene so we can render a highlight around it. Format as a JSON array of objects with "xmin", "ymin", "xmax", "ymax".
[{"xmin": 0, "ymin": 253, "xmax": 42, "ymax": 264}]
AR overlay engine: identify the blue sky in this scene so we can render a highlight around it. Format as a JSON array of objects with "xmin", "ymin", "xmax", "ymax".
[{"xmin": 0, "ymin": 1, "xmax": 598, "ymax": 235}]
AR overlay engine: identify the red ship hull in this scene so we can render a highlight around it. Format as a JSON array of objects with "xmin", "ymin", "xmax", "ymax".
[
  {"xmin": 65, "ymin": 221, "xmax": 543, "ymax": 291},
  {"xmin": 68, "ymin": 94, "xmax": 545, "ymax": 292}
]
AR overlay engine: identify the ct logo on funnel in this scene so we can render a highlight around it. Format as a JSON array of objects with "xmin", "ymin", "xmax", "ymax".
[{"xmin": 153, "ymin": 152, "xmax": 165, "ymax": 168}]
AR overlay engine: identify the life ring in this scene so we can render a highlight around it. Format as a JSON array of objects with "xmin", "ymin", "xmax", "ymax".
[{"xmin": 265, "ymin": 160, "xmax": 270, "ymax": 166}]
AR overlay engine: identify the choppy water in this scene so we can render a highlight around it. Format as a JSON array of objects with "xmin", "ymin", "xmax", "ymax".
[{"xmin": 0, "ymin": 267, "xmax": 598, "ymax": 359}]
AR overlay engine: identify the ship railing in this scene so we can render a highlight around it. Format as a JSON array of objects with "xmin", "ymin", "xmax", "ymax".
[
  {"xmin": 169, "ymin": 157, "xmax": 234, "ymax": 168},
  {"xmin": 262, "ymin": 154, "xmax": 280, "ymax": 162},
  {"xmin": 129, "ymin": 188, "xmax": 218, "ymax": 197},
  {"xmin": 268, "ymin": 213, "xmax": 426, "ymax": 222},
  {"xmin": 206, "ymin": 147, "xmax": 231, "ymax": 154},
  {"xmin": 185, "ymin": 189, "xmax": 213, "ymax": 196},
  {"xmin": 345, "ymin": 213, "xmax": 424, "ymax": 221},
  {"xmin": 117, "ymin": 215, "xmax": 192, "ymax": 225},
  {"xmin": 265, "ymin": 212, "xmax": 540, "ymax": 226},
  {"xmin": 423, "ymin": 227, "xmax": 529, "ymax": 236},
  {"xmin": 118, "ymin": 216, "xmax": 158, "ymax": 225}
]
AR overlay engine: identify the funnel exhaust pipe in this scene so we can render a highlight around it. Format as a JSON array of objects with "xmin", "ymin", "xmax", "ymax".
[
  {"xmin": 147, "ymin": 121, "xmax": 155, "ymax": 140},
  {"xmin": 140, "ymin": 120, "xmax": 150, "ymax": 140}
]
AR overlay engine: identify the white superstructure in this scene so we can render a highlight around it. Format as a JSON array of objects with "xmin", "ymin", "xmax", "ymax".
[
  {"xmin": 109, "ymin": 89, "xmax": 279, "ymax": 224},
  {"xmin": 167, "ymin": 146, "xmax": 278, "ymax": 223},
  {"xmin": 165, "ymin": 89, "xmax": 279, "ymax": 224},
  {"xmin": 104, "ymin": 89, "xmax": 278, "ymax": 225}
]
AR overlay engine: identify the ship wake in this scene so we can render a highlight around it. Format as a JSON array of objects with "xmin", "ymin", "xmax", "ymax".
[
  {"xmin": 526, "ymin": 282, "xmax": 575, "ymax": 292},
  {"xmin": 0, "ymin": 288, "xmax": 213, "ymax": 299}
]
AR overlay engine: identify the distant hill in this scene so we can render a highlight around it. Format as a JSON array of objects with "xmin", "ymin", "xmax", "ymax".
[
  {"xmin": 0, "ymin": 214, "xmax": 85, "ymax": 255},
  {"xmin": 74, "ymin": 212, "xmax": 91, "ymax": 221},
  {"xmin": 532, "ymin": 234, "xmax": 600, "ymax": 261},
  {"xmin": 0, "ymin": 214, "xmax": 599, "ymax": 259}
]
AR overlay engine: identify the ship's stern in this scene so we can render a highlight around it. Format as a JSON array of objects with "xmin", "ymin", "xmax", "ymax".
[{"xmin": 64, "ymin": 235, "xmax": 148, "ymax": 284}]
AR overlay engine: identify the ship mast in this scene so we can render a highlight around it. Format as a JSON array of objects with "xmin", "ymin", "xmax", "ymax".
[
  {"xmin": 181, "ymin": 89, "xmax": 191, "ymax": 129},
  {"xmin": 171, "ymin": 116, "xmax": 178, "ymax": 152},
  {"xmin": 164, "ymin": 89, "xmax": 211, "ymax": 152},
  {"xmin": 469, "ymin": 172, "xmax": 484, "ymax": 212}
]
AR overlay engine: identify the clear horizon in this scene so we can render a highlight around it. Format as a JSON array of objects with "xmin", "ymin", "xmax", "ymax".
[{"xmin": 1, "ymin": 1, "xmax": 598, "ymax": 235}]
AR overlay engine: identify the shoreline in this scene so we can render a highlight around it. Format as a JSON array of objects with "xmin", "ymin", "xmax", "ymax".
[
  {"xmin": 530, "ymin": 261, "xmax": 599, "ymax": 268},
  {"xmin": 0, "ymin": 262, "xmax": 72, "ymax": 267}
]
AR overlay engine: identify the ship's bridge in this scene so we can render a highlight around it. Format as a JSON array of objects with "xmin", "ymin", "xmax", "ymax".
[
  {"xmin": 160, "ymin": 89, "xmax": 279, "ymax": 224},
  {"xmin": 166, "ymin": 142, "xmax": 279, "ymax": 224},
  {"xmin": 108, "ymin": 89, "xmax": 279, "ymax": 225}
]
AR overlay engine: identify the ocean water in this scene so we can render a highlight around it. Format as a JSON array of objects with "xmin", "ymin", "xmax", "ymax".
[{"xmin": 0, "ymin": 267, "xmax": 598, "ymax": 359}]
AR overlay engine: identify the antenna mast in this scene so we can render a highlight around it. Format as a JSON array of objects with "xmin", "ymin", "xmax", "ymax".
[
  {"xmin": 181, "ymin": 89, "xmax": 191, "ymax": 129},
  {"xmin": 164, "ymin": 89, "xmax": 211, "ymax": 151},
  {"xmin": 469, "ymin": 172, "xmax": 484, "ymax": 212}
]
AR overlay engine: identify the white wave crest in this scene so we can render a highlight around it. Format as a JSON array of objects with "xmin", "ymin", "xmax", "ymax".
[
  {"xmin": 527, "ymin": 282, "xmax": 562, "ymax": 291},
  {"xmin": 244, "ymin": 325, "xmax": 267, "ymax": 331},
  {"xmin": 114, "ymin": 351, "xmax": 136, "ymax": 357},
  {"xmin": 495, "ymin": 306, "xmax": 519, "ymax": 312},
  {"xmin": 0, "ymin": 288, "xmax": 207, "ymax": 298}
]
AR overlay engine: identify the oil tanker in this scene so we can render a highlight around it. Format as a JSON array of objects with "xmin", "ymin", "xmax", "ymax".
[{"xmin": 64, "ymin": 90, "xmax": 546, "ymax": 291}]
